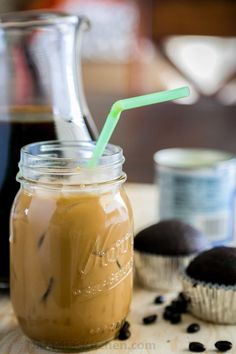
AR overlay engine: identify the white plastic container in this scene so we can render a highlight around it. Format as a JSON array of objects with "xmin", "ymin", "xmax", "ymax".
[{"xmin": 154, "ymin": 148, "xmax": 236, "ymax": 246}]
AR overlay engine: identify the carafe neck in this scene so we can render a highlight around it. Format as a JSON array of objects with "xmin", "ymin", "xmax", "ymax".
[{"xmin": 0, "ymin": 11, "xmax": 98, "ymax": 140}]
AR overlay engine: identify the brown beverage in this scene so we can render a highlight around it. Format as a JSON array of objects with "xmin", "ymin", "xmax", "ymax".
[
  {"xmin": 11, "ymin": 183, "xmax": 133, "ymax": 350},
  {"xmin": 0, "ymin": 110, "xmax": 56, "ymax": 287}
]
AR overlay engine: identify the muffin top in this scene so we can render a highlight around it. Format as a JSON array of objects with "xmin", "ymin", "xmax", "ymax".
[
  {"xmin": 186, "ymin": 246, "xmax": 236, "ymax": 286},
  {"xmin": 134, "ymin": 219, "xmax": 208, "ymax": 256}
]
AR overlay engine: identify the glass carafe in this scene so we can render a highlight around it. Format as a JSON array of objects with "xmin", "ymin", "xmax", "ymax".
[{"xmin": 0, "ymin": 11, "xmax": 97, "ymax": 289}]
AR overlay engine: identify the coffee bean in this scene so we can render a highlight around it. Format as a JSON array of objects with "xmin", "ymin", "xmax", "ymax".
[
  {"xmin": 171, "ymin": 299, "xmax": 187, "ymax": 313},
  {"xmin": 179, "ymin": 291, "xmax": 188, "ymax": 300},
  {"xmin": 187, "ymin": 323, "xmax": 200, "ymax": 333},
  {"xmin": 118, "ymin": 321, "xmax": 131, "ymax": 341},
  {"xmin": 142, "ymin": 314, "xmax": 157, "ymax": 325},
  {"xmin": 163, "ymin": 304, "xmax": 182, "ymax": 322},
  {"xmin": 163, "ymin": 309, "xmax": 172, "ymax": 321},
  {"xmin": 215, "ymin": 341, "xmax": 232, "ymax": 352},
  {"xmin": 189, "ymin": 342, "xmax": 206, "ymax": 352},
  {"xmin": 163, "ymin": 294, "xmax": 188, "ymax": 323},
  {"xmin": 178, "ymin": 292, "xmax": 190, "ymax": 307},
  {"xmin": 170, "ymin": 312, "xmax": 181, "ymax": 324},
  {"xmin": 120, "ymin": 321, "xmax": 130, "ymax": 332},
  {"xmin": 178, "ymin": 292, "xmax": 187, "ymax": 301},
  {"xmin": 118, "ymin": 329, "xmax": 131, "ymax": 341},
  {"xmin": 165, "ymin": 305, "xmax": 180, "ymax": 314},
  {"xmin": 154, "ymin": 295, "xmax": 165, "ymax": 304}
]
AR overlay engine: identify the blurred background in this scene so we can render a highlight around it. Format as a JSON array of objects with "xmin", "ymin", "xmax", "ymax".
[{"xmin": 1, "ymin": 0, "xmax": 236, "ymax": 183}]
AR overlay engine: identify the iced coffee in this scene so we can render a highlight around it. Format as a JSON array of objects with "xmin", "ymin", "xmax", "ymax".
[{"xmin": 10, "ymin": 141, "xmax": 133, "ymax": 352}]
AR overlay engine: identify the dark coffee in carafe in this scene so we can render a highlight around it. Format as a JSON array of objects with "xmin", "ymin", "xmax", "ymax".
[{"xmin": 0, "ymin": 111, "xmax": 56, "ymax": 286}]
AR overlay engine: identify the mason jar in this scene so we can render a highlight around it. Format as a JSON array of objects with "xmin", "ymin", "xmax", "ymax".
[{"xmin": 10, "ymin": 141, "xmax": 133, "ymax": 352}]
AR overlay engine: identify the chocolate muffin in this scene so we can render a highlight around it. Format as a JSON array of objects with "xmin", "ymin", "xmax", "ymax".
[
  {"xmin": 134, "ymin": 219, "xmax": 208, "ymax": 256},
  {"xmin": 182, "ymin": 247, "xmax": 236, "ymax": 324},
  {"xmin": 186, "ymin": 247, "xmax": 236, "ymax": 286},
  {"xmin": 134, "ymin": 219, "xmax": 209, "ymax": 291}
]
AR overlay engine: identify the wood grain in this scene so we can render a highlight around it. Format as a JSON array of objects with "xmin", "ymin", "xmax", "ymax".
[
  {"xmin": 0, "ymin": 183, "xmax": 235, "ymax": 354},
  {"xmin": 1, "ymin": 287, "xmax": 236, "ymax": 354}
]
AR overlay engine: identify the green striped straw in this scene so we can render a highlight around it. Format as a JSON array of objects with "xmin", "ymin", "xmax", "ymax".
[{"xmin": 88, "ymin": 86, "xmax": 190, "ymax": 167}]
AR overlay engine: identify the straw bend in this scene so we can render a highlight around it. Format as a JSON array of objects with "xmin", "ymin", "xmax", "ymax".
[
  {"xmin": 110, "ymin": 102, "xmax": 123, "ymax": 118},
  {"xmin": 89, "ymin": 86, "xmax": 190, "ymax": 167}
]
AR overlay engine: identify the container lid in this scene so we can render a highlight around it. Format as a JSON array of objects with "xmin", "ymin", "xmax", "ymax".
[{"xmin": 154, "ymin": 148, "xmax": 235, "ymax": 170}]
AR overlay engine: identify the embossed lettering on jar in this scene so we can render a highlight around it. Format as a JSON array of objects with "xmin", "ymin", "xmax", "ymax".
[{"xmin": 10, "ymin": 141, "xmax": 133, "ymax": 352}]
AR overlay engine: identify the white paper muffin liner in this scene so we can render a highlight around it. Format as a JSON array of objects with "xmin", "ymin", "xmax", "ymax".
[
  {"xmin": 182, "ymin": 272, "xmax": 236, "ymax": 324},
  {"xmin": 134, "ymin": 251, "xmax": 193, "ymax": 291}
]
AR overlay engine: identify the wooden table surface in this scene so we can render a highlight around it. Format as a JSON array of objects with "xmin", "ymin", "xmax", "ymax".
[{"xmin": 1, "ymin": 183, "xmax": 235, "ymax": 354}]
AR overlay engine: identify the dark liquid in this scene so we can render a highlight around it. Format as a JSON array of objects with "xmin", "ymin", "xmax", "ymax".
[{"xmin": 0, "ymin": 115, "xmax": 56, "ymax": 288}]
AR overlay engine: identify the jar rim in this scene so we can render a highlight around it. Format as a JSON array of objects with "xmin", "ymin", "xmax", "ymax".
[
  {"xmin": 0, "ymin": 11, "xmax": 89, "ymax": 29},
  {"xmin": 21, "ymin": 140, "xmax": 124, "ymax": 168},
  {"xmin": 19, "ymin": 140, "xmax": 125, "ymax": 185}
]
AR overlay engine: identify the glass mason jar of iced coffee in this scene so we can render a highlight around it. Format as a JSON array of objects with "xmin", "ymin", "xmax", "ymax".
[{"xmin": 10, "ymin": 141, "xmax": 133, "ymax": 352}]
